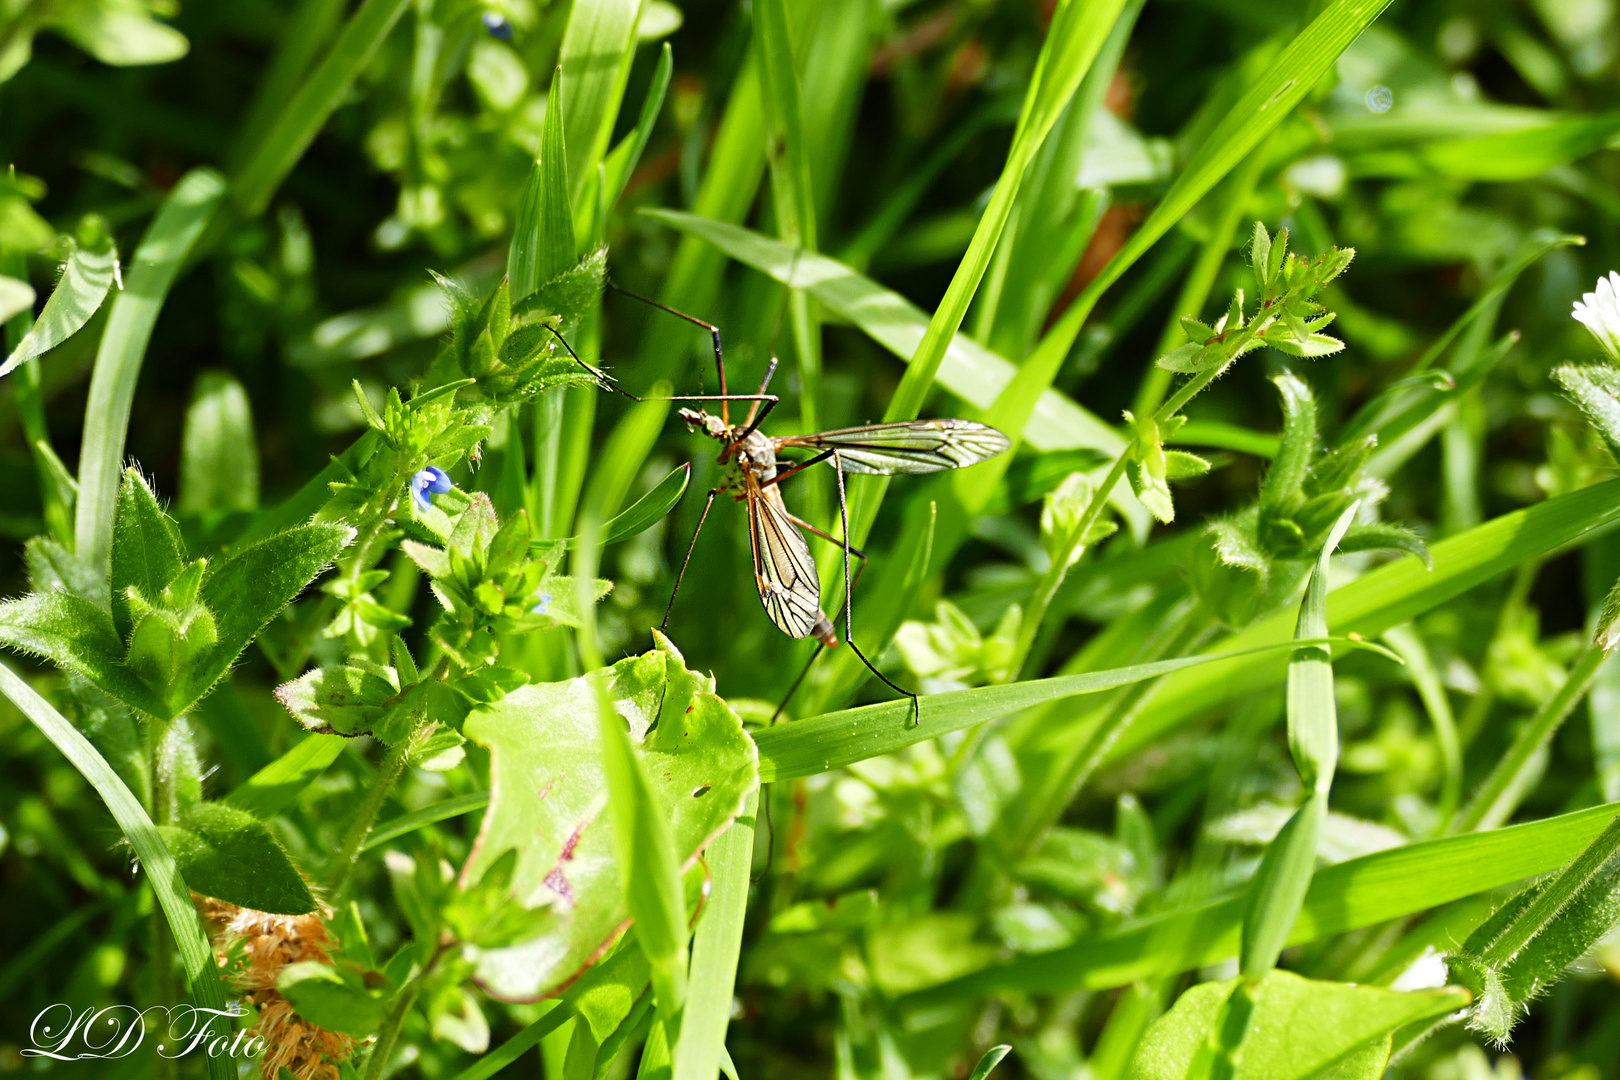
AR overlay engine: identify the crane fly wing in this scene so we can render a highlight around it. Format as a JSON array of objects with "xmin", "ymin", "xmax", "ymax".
[
  {"xmin": 745, "ymin": 477, "xmax": 823, "ymax": 639},
  {"xmin": 776, "ymin": 419, "xmax": 1011, "ymax": 475}
]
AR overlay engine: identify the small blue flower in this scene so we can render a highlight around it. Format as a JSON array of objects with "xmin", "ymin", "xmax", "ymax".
[
  {"xmin": 531, "ymin": 592, "xmax": 553, "ymax": 615},
  {"xmin": 411, "ymin": 465, "xmax": 453, "ymax": 511},
  {"xmin": 481, "ymin": 10, "xmax": 513, "ymax": 40}
]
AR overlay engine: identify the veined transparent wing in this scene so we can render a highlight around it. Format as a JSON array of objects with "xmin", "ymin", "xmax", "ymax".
[
  {"xmin": 745, "ymin": 477, "xmax": 823, "ymax": 639},
  {"xmin": 776, "ymin": 419, "xmax": 1011, "ymax": 475}
]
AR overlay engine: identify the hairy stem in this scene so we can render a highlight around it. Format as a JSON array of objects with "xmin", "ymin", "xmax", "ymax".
[{"xmin": 328, "ymin": 736, "xmax": 412, "ymax": 893}]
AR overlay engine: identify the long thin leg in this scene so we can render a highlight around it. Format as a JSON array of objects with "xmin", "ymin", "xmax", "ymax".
[
  {"xmin": 662, "ymin": 488, "xmax": 719, "ymax": 632},
  {"xmin": 541, "ymin": 322, "xmax": 775, "ymax": 412},
  {"xmin": 768, "ymin": 547, "xmax": 872, "ymax": 724},
  {"xmin": 740, "ymin": 356, "xmax": 780, "ymax": 435},
  {"xmin": 760, "ymin": 449, "xmax": 834, "ymax": 491},
  {"xmin": 771, "ymin": 643, "xmax": 824, "ymax": 725},
  {"xmin": 784, "ymin": 511, "xmax": 868, "ymax": 561},
  {"xmin": 832, "ymin": 452, "xmax": 921, "ymax": 726},
  {"xmin": 609, "ymin": 281, "xmax": 730, "ymax": 422}
]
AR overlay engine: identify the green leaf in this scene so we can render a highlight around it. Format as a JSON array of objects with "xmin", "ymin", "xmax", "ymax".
[
  {"xmin": 0, "ymin": 235, "xmax": 119, "ymax": 376},
  {"xmin": 969, "ymin": 1046, "xmax": 1013, "ymax": 1080},
  {"xmin": 759, "ymin": 636, "xmax": 1390, "ymax": 783},
  {"xmin": 1554, "ymin": 362, "xmax": 1620, "ymax": 462},
  {"xmin": 0, "ymin": 591, "xmax": 166, "ymax": 714},
  {"xmin": 557, "ymin": 463, "xmax": 689, "ymax": 549},
  {"xmin": 174, "ymin": 522, "xmax": 352, "ymax": 713},
  {"xmin": 557, "ymin": 0, "xmax": 642, "ymax": 200},
  {"xmin": 159, "ymin": 801, "xmax": 315, "ymax": 914},
  {"xmin": 510, "ymin": 75, "xmax": 575, "ymax": 302},
  {"xmin": 229, "ymin": 0, "xmax": 411, "ymax": 220},
  {"xmin": 1127, "ymin": 971, "xmax": 1466, "ymax": 1080},
  {"xmin": 1121, "ymin": 477, "xmax": 1620, "ymax": 762},
  {"xmin": 906, "ymin": 803, "xmax": 1620, "ymax": 1001},
  {"xmin": 564, "ymin": 940, "xmax": 652, "ymax": 1080},
  {"xmin": 275, "ymin": 662, "xmax": 402, "ymax": 738},
  {"xmin": 0, "ymin": 275, "xmax": 34, "ymax": 322},
  {"xmin": 225, "ymin": 733, "xmax": 347, "ymax": 818},
  {"xmin": 1419, "ymin": 112, "xmax": 1620, "ymax": 180},
  {"xmin": 363, "ymin": 791, "xmax": 489, "ymax": 853},
  {"xmin": 671, "ymin": 789, "xmax": 754, "ymax": 1080},
  {"xmin": 0, "ymin": 660, "xmax": 232, "ymax": 1080},
  {"xmin": 76, "ymin": 168, "xmax": 224, "ymax": 582},
  {"xmin": 180, "ymin": 371, "xmax": 260, "ymax": 514},
  {"xmin": 597, "ymin": 654, "xmax": 689, "ymax": 1027},
  {"xmin": 1258, "ymin": 373, "xmax": 1317, "ymax": 521},
  {"xmin": 49, "ymin": 0, "xmax": 188, "ymax": 66},
  {"xmin": 110, "ymin": 467, "xmax": 186, "ymax": 640},
  {"xmin": 277, "ymin": 961, "xmax": 386, "ymax": 1038},
  {"xmin": 642, "ymin": 210, "xmax": 1126, "ymax": 458},
  {"xmin": 601, "ymin": 43, "xmax": 672, "ymax": 215},
  {"xmin": 461, "ymin": 635, "xmax": 758, "ymax": 1001}
]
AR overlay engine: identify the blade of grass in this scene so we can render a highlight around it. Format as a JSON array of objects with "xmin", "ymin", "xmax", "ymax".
[
  {"xmin": 362, "ymin": 791, "xmax": 490, "ymax": 852},
  {"xmin": 905, "ymin": 801, "xmax": 1620, "ymax": 1000},
  {"xmin": 449, "ymin": 1001, "xmax": 571, "ymax": 1080},
  {"xmin": 975, "ymin": 0, "xmax": 1397, "ymax": 529},
  {"xmin": 0, "ymin": 661, "xmax": 234, "ymax": 1080},
  {"xmin": 1455, "ymin": 644, "xmax": 1608, "ymax": 834},
  {"xmin": 1383, "ymin": 624, "xmax": 1463, "ymax": 830},
  {"xmin": 227, "ymin": 0, "xmax": 347, "ymax": 172},
  {"xmin": 225, "ymin": 733, "xmax": 346, "ymax": 818},
  {"xmin": 670, "ymin": 789, "xmax": 756, "ymax": 1080},
  {"xmin": 558, "ymin": 0, "xmax": 643, "ymax": 201},
  {"xmin": 1118, "ymin": 476, "xmax": 1620, "ymax": 763},
  {"xmin": 757, "ymin": 636, "xmax": 1390, "ymax": 783},
  {"xmin": 582, "ymin": 382, "xmax": 670, "ymax": 523},
  {"xmin": 229, "ymin": 0, "xmax": 411, "ymax": 221},
  {"xmin": 601, "ymin": 43, "xmax": 672, "ymax": 216},
  {"xmin": 75, "ymin": 168, "xmax": 224, "ymax": 582},
  {"xmin": 554, "ymin": 462, "xmax": 689, "ymax": 549},
  {"xmin": 510, "ymin": 73, "xmax": 575, "ymax": 301}
]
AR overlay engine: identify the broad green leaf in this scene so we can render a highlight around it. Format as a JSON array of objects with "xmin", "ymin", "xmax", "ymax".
[
  {"xmin": 461, "ymin": 636, "xmax": 757, "ymax": 1001},
  {"xmin": 159, "ymin": 800, "xmax": 316, "ymax": 914},
  {"xmin": 642, "ymin": 209, "xmax": 1124, "ymax": 459},
  {"xmin": 1554, "ymin": 362, "xmax": 1620, "ymax": 462},
  {"xmin": 0, "ymin": 237, "xmax": 118, "ymax": 375},
  {"xmin": 173, "ymin": 522, "xmax": 352, "ymax": 712},
  {"xmin": 110, "ymin": 467, "xmax": 186, "ymax": 639},
  {"xmin": 758, "ymin": 637, "xmax": 1385, "ymax": 783},
  {"xmin": 1119, "ymin": 477, "xmax": 1620, "ymax": 762},
  {"xmin": 225, "ymin": 733, "xmax": 347, "ymax": 818},
  {"xmin": 276, "ymin": 961, "xmax": 386, "ymax": 1037},
  {"xmin": 180, "ymin": 371, "xmax": 260, "ymax": 513},
  {"xmin": 275, "ymin": 662, "xmax": 401, "ymax": 737},
  {"xmin": 906, "ymin": 803, "xmax": 1619, "ymax": 1000},
  {"xmin": 0, "ymin": 661, "xmax": 233, "ymax": 1080},
  {"xmin": 1127, "ymin": 971, "xmax": 1466, "ymax": 1080},
  {"xmin": 0, "ymin": 591, "xmax": 166, "ymax": 714},
  {"xmin": 76, "ymin": 168, "xmax": 224, "ymax": 582}
]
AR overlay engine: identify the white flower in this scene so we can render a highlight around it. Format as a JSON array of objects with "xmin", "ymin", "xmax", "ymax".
[{"xmin": 1573, "ymin": 271, "xmax": 1620, "ymax": 360}]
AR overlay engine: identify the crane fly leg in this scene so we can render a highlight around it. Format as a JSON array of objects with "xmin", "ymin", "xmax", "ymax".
[{"xmin": 661, "ymin": 488, "xmax": 719, "ymax": 633}]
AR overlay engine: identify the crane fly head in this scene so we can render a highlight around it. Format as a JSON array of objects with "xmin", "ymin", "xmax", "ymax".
[{"xmin": 679, "ymin": 407, "xmax": 729, "ymax": 442}]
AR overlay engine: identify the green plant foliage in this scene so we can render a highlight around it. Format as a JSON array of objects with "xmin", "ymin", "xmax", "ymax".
[
  {"xmin": 159, "ymin": 801, "xmax": 316, "ymax": 915},
  {"xmin": 460, "ymin": 636, "xmax": 757, "ymax": 1001},
  {"xmin": 1127, "ymin": 970, "xmax": 1468, "ymax": 1080}
]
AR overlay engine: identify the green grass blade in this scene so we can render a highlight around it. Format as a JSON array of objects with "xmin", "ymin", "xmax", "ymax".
[
  {"xmin": 906, "ymin": 802, "xmax": 1620, "ymax": 1000},
  {"xmin": 1119, "ymin": 477, "xmax": 1620, "ymax": 763},
  {"xmin": 1455, "ymin": 644, "xmax": 1607, "ymax": 834},
  {"xmin": 75, "ymin": 168, "xmax": 224, "ymax": 580},
  {"xmin": 968, "ymin": 1045, "xmax": 1013, "ymax": 1080},
  {"xmin": 450, "ymin": 1001, "xmax": 571, "ymax": 1080},
  {"xmin": 671, "ymin": 789, "xmax": 756, "ymax": 1080},
  {"xmin": 757, "ymin": 637, "xmax": 1386, "ymax": 783},
  {"xmin": 0, "ymin": 661, "xmax": 234, "ymax": 1080},
  {"xmin": 229, "ymin": 0, "xmax": 410, "ymax": 220},
  {"xmin": 362, "ymin": 791, "xmax": 490, "ymax": 852},
  {"xmin": 227, "ymin": 0, "xmax": 347, "ymax": 172},
  {"xmin": 1383, "ymin": 624, "xmax": 1463, "ymax": 829},
  {"xmin": 641, "ymin": 210, "xmax": 1123, "ymax": 456},
  {"xmin": 602, "ymin": 42, "xmax": 672, "ymax": 213},
  {"xmin": 881, "ymin": 0, "xmax": 1129, "ymax": 429},
  {"xmin": 510, "ymin": 74, "xmax": 575, "ymax": 301},
  {"xmin": 556, "ymin": 463, "xmax": 688, "ymax": 549},
  {"xmin": 985, "ymin": 0, "xmax": 1396, "ymax": 496},
  {"xmin": 558, "ymin": 0, "xmax": 642, "ymax": 200},
  {"xmin": 225, "ymin": 733, "xmax": 347, "ymax": 818},
  {"xmin": 582, "ymin": 384, "xmax": 670, "ymax": 523}
]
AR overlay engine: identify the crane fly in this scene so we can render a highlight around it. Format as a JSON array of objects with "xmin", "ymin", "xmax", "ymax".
[{"xmin": 551, "ymin": 284, "xmax": 1010, "ymax": 722}]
